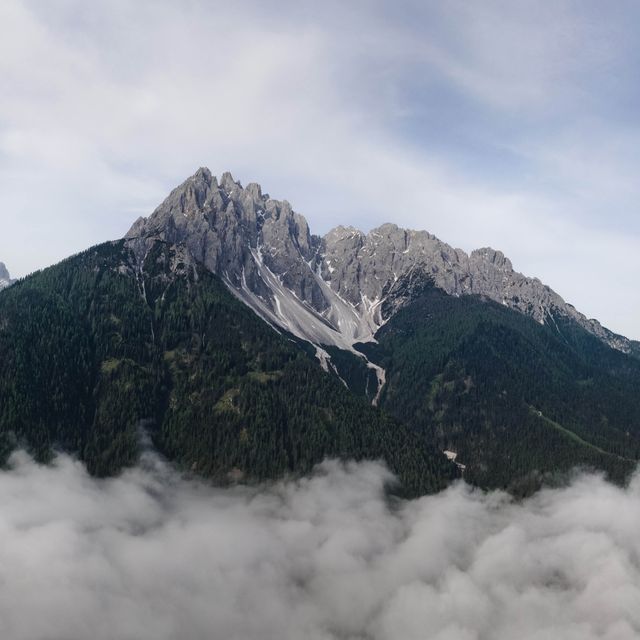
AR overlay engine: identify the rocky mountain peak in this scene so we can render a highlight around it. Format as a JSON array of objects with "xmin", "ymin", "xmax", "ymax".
[
  {"xmin": 126, "ymin": 169, "xmax": 330, "ymax": 329},
  {"xmin": 0, "ymin": 263, "xmax": 13, "ymax": 290},
  {"xmin": 219, "ymin": 170, "xmax": 239, "ymax": 192},
  {"xmin": 193, "ymin": 166, "xmax": 212, "ymax": 182},
  {"xmin": 245, "ymin": 182, "xmax": 263, "ymax": 200},
  {"xmin": 471, "ymin": 247, "xmax": 513, "ymax": 271},
  {"xmin": 125, "ymin": 169, "xmax": 637, "ymax": 359}
]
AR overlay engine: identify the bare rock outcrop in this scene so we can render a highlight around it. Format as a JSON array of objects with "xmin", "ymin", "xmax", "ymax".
[
  {"xmin": 126, "ymin": 169, "xmax": 638, "ymax": 357},
  {"xmin": 0, "ymin": 263, "xmax": 14, "ymax": 290}
]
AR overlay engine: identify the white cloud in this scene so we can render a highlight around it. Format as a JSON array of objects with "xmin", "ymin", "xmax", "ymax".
[
  {"xmin": 2, "ymin": 451, "xmax": 640, "ymax": 639},
  {"xmin": 0, "ymin": 0, "xmax": 638, "ymax": 338},
  {"xmin": 411, "ymin": 0, "xmax": 609, "ymax": 112}
]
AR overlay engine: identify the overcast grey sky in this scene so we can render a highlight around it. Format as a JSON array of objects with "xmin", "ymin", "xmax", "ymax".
[{"xmin": 1, "ymin": 0, "xmax": 639, "ymax": 338}]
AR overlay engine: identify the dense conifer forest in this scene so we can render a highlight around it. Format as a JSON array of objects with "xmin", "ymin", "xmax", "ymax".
[
  {"xmin": 2, "ymin": 239, "xmax": 640, "ymax": 497},
  {"xmin": 0, "ymin": 240, "xmax": 457, "ymax": 496},
  {"xmin": 364, "ymin": 285, "xmax": 640, "ymax": 494}
]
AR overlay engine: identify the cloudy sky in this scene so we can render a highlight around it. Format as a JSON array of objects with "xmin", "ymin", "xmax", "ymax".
[
  {"xmin": 1, "ymin": 0, "xmax": 639, "ymax": 338},
  {"xmin": 3, "ymin": 450, "xmax": 640, "ymax": 639}
]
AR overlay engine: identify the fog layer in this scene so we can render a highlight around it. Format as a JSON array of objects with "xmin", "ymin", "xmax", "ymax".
[{"xmin": 2, "ymin": 451, "xmax": 640, "ymax": 640}]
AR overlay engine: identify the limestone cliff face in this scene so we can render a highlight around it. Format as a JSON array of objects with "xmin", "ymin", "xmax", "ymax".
[{"xmin": 127, "ymin": 169, "xmax": 637, "ymax": 356}]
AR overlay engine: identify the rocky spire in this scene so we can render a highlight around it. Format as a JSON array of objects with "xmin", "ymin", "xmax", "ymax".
[
  {"xmin": 0, "ymin": 263, "xmax": 13, "ymax": 290},
  {"xmin": 126, "ymin": 168, "xmax": 326, "ymax": 316}
]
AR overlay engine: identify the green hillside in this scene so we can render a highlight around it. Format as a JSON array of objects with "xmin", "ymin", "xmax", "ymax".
[
  {"xmin": 0, "ymin": 240, "xmax": 456, "ymax": 496},
  {"xmin": 358, "ymin": 284, "xmax": 640, "ymax": 494},
  {"xmin": 2, "ymin": 240, "xmax": 639, "ymax": 498}
]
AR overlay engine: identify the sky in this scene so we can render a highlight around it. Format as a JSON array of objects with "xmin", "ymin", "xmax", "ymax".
[
  {"xmin": 2, "ymin": 450, "xmax": 640, "ymax": 639},
  {"xmin": 1, "ymin": 0, "xmax": 639, "ymax": 338}
]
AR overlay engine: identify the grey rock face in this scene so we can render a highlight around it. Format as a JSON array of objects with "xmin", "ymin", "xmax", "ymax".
[
  {"xmin": 0, "ymin": 263, "xmax": 14, "ymax": 290},
  {"xmin": 127, "ymin": 169, "xmax": 637, "ymax": 357},
  {"xmin": 126, "ymin": 169, "xmax": 358, "ymax": 348},
  {"xmin": 319, "ymin": 223, "xmax": 637, "ymax": 354},
  {"xmin": 320, "ymin": 225, "xmax": 555, "ymax": 321},
  {"xmin": 127, "ymin": 168, "xmax": 323, "ymax": 309}
]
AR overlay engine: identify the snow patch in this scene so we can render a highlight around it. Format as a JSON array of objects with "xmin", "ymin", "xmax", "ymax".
[
  {"xmin": 443, "ymin": 450, "xmax": 466, "ymax": 471},
  {"xmin": 223, "ymin": 244, "xmax": 388, "ymax": 404}
]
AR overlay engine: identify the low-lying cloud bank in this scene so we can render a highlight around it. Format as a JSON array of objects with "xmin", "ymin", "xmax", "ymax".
[{"xmin": 2, "ymin": 452, "xmax": 640, "ymax": 640}]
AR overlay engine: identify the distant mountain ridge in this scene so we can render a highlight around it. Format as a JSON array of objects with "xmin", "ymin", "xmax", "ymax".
[
  {"xmin": 0, "ymin": 263, "xmax": 13, "ymax": 290},
  {"xmin": 127, "ymin": 168, "xmax": 639, "ymax": 359}
]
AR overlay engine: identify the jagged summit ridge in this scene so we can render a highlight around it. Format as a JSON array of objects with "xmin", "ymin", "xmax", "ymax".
[
  {"xmin": 126, "ymin": 169, "xmax": 636, "ymax": 357},
  {"xmin": 126, "ymin": 169, "xmax": 376, "ymax": 349}
]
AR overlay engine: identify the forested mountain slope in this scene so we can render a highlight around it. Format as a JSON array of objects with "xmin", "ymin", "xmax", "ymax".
[
  {"xmin": 0, "ymin": 240, "xmax": 456, "ymax": 496},
  {"xmin": 355, "ymin": 281, "xmax": 640, "ymax": 494}
]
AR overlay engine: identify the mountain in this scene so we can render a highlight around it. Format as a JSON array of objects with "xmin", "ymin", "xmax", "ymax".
[
  {"xmin": 362, "ymin": 282, "xmax": 640, "ymax": 494},
  {"xmin": 1, "ymin": 168, "xmax": 639, "ymax": 496},
  {"xmin": 0, "ymin": 240, "xmax": 455, "ymax": 497},
  {"xmin": 127, "ymin": 168, "xmax": 639, "ymax": 362},
  {"xmin": 0, "ymin": 263, "xmax": 13, "ymax": 290},
  {"xmin": 123, "ymin": 169, "xmax": 640, "ymax": 492}
]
